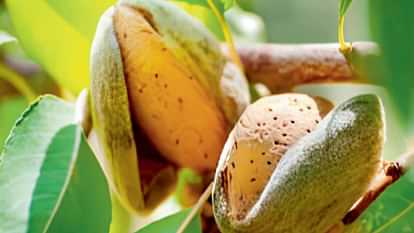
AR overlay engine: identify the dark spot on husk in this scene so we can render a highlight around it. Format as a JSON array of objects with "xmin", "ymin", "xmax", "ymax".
[{"xmin": 135, "ymin": 7, "xmax": 159, "ymax": 33}]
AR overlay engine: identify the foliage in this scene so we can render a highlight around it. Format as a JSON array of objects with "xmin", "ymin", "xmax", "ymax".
[
  {"xmin": 0, "ymin": 96, "xmax": 111, "ymax": 233},
  {"xmin": 0, "ymin": 0, "xmax": 414, "ymax": 233},
  {"xmin": 174, "ymin": 0, "xmax": 235, "ymax": 13},
  {"xmin": 368, "ymin": 0, "xmax": 414, "ymax": 132},
  {"xmin": 350, "ymin": 1, "xmax": 414, "ymax": 230},
  {"xmin": 136, "ymin": 209, "xmax": 201, "ymax": 233},
  {"xmin": 358, "ymin": 173, "xmax": 414, "ymax": 233},
  {"xmin": 339, "ymin": 0, "xmax": 353, "ymax": 17},
  {"xmin": 4, "ymin": 0, "xmax": 114, "ymax": 94}
]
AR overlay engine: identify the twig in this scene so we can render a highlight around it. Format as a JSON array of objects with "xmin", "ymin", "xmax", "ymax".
[
  {"xmin": 207, "ymin": 0, "xmax": 243, "ymax": 70},
  {"xmin": 226, "ymin": 42, "xmax": 379, "ymax": 93},
  {"xmin": 397, "ymin": 148, "xmax": 414, "ymax": 174},
  {"xmin": 342, "ymin": 148, "xmax": 414, "ymax": 225},
  {"xmin": 176, "ymin": 182, "xmax": 213, "ymax": 233}
]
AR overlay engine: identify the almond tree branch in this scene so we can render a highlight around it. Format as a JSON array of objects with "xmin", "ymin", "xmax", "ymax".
[
  {"xmin": 342, "ymin": 149, "xmax": 414, "ymax": 225},
  {"xmin": 229, "ymin": 42, "xmax": 379, "ymax": 93}
]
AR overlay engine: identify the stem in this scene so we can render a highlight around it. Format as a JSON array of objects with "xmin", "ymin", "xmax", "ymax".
[
  {"xmin": 338, "ymin": 16, "xmax": 351, "ymax": 54},
  {"xmin": 397, "ymin": 149, "xmax": 414, "ymax": 173},
  {"xmin": 176, "ymin": 182, "xmax": 213, "ymax": 233},
  {"xmin": 0, "ymin": 62, "xmax": 36, "ymax": 102},
  {"xmin": 206, "ymin": 0, "xmax": 243, "ymax": 70},
  {"xmin": 60, "ymin": 87, "xmax": 76, "ymax": 101}
]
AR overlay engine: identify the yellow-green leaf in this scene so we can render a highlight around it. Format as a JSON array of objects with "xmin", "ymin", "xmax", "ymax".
[
  {"xmin": 339, "ymin": 0, "xmax": 353, "ymax": 17},
  {"xmin": 5, "ymin": 0, "xmax": 89, "ymax": 93},
  {"xmin": 46, "ymin": 0, "xmax": 115, "ymax": 40},
  {"xmin": 359, "ymin": 174, "xmax": 414, "ymax": 232}
]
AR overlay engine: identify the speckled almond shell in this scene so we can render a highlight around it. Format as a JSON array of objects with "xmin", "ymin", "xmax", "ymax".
[
  {"xmin": 225, "ymin": 94, "xmax": 321, "ymax": 219},
  {"xmin": 213, "ymin": 94, "xmax": 385, "ymax": 233}
]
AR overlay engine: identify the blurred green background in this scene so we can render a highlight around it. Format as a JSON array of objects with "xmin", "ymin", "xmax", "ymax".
[
  {"xmin": 238, "ymin": 0, "xmax": 370, "ymax": 43},
  {"xmin": 0, "ymin": 0, "xmax": 413, "ymax": 232}
]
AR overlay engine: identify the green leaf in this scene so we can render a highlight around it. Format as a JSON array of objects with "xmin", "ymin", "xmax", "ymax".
[
  {"xmin": 368, "ymin": 0, "xmax": 414, "ymax": 133},
  {"xmin": 214, "ymin": 0, "xmax": 235, "ymax": 11},
  {"xmin": 0, "ymin": 30, "xmax": 16, "ymax": 45},
  {"xmin": 0, "ymin": 96, "xmax": 111, "ymax": 233},
  {"xmin": 358, "ymin": 172, "xmax": 414, "ymax": 232},
  {"xmin": 172, "ymin": 1, "xmax": 224, "ymax": 39},
  {"xmin": 174, "ymin": 0, "xmax": 235, "ymax": 13},
  {"xmin": 214, "ymin": 0, "xmax": 236, "ymax": 11},
  {"xmin": 136, "ymin": 209, "xmax": 201, "ymax": 233},
  {"xmin": 46, "ymin": 0, "xmax": 115, "ymax": 40},
  {"xmin": 237, "ymin": 0, "xmax": 255, "ymax": 11},
  {"xmin": 339, "ymin": 0, "xmax": 353, "ymax": 17}
]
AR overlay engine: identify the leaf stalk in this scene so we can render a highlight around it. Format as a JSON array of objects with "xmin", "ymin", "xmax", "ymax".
[
  {"xmin": 206, "ymin": 0, "xmax": 243, "ymax": 70},
  {"xmin": 338, "ymin": 16, "xmax": 351, "ymax": 54}
]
